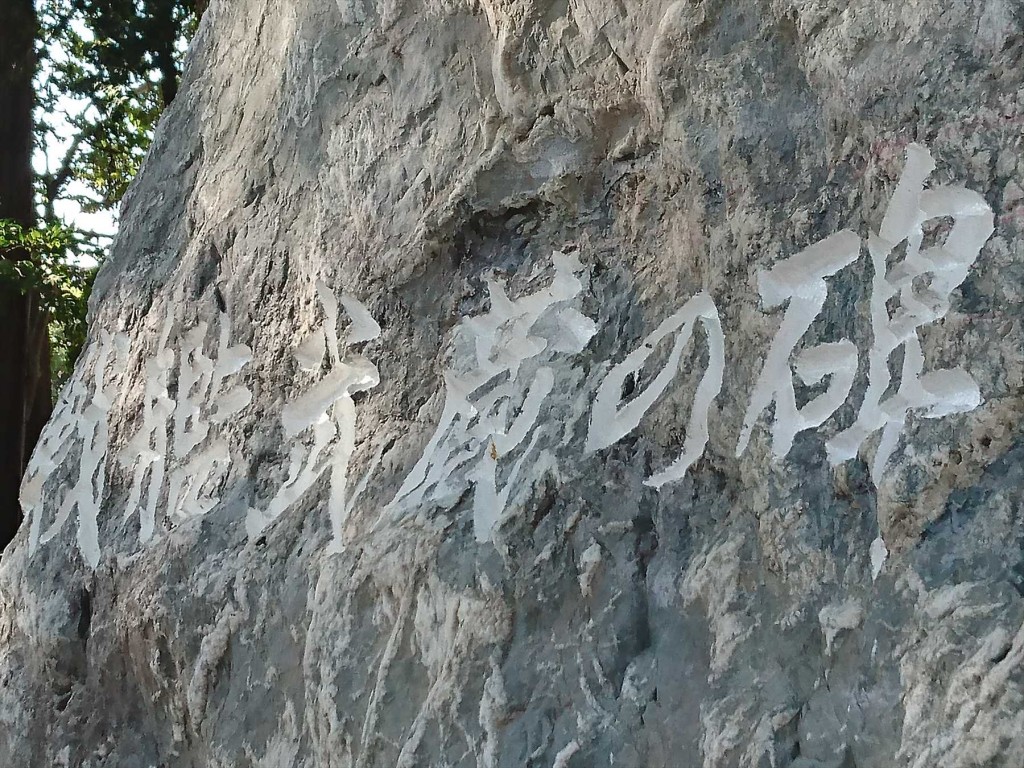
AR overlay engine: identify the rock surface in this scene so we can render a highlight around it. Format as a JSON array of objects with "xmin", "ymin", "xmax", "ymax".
[{"xmin": 2, "ymin": 0, "xmax": 1024, "ymax": 766}]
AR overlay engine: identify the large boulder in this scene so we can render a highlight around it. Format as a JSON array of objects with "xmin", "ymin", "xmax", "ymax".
[{"xmin": 2, "ymin": 0, "xmax": 1023, "ymax": 765}]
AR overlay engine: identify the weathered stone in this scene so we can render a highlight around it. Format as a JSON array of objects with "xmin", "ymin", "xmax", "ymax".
[{"xmin": 2, "ymin": 0, "xmax": 1023, "ymax": 766}]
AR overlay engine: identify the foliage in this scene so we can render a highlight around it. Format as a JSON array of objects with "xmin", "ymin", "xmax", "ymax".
[
  {"xmin": 27, "ymin": 0, "xmax": 199, "ymax": 388},
  {"xmin": 0, "ymin": 220, "xmax": 96, "ymax": 396},
  {"xmin": 36, "ymin": 0, "xmax": 200, "ymax": 217}
]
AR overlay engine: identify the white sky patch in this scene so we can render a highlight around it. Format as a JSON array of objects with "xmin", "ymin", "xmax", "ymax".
[{"xmin": 31, "ymin": 17, "xmax": 142, "ymax": 265}]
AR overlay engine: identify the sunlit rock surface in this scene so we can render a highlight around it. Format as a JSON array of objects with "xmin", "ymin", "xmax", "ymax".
[{"xmin": 2, "ymin": 0, "xmax": 1024, "ymax": 765}]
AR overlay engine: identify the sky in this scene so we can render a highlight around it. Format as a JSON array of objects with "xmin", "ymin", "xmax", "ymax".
[{"xmin": 32, "ymin": 19, "xmax": 116, "ymax": 268}]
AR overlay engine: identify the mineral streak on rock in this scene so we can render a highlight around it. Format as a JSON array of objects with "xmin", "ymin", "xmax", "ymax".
[{"xmin": 2, "ymin": 0, "xmax": 1023, "ymax": 766}]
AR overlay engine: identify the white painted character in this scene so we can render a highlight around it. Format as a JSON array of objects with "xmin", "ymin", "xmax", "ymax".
[
  {"xmin": 585, "ymin": 292, "xmax": 724, "ymax": 488},
  {"xmin": 120, "ymin": 316, "xmax": 175, "ymax": 543},
  {"xmin": 246, "ymin": 281, "xmax": 380, "ymax": 547},
  {"xmin": 22, "ymin": 331, "xmax": 129, "ymax": 567},
  {"xmin": 826, "ymin": 144, "xmax": 994, "ymax": 480},
  {"xmin": 120, "ymin": 310, "xmax": 252, "ymax": 542},
  {"xmin": 165, "ymin": 313, "xmax": 253, "ymax": 521},
  {"xmin": 735, "ymin": 230, "xmax": 861, "ymax": 461},
  {"xmin": 386, "ymin": 251, "xmax": 597, "ymax": 542}
]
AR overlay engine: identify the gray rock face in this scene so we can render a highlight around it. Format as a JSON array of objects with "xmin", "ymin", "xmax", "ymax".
[{"xmin": 2, "ymin": 0, "xmax": 1024, "ymax": 765}]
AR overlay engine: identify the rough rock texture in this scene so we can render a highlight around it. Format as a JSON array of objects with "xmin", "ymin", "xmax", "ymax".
[{"xmin": 2, "ymin": 0, "xmax": 1024, "ymax": 766}]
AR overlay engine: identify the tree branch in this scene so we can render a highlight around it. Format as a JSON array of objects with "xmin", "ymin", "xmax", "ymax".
[{"xmin": 41, "ymin": 132, "xmax": 85, "ymax": 211}]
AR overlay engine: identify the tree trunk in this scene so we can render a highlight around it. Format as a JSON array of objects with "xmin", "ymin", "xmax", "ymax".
[
  {"xmin": 0, "ymin": 0, "xmax": 50, "ymax": 554},
  {"xmin": 149, "ymin": 0, "xmax": 181, "ymax": 107}
]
